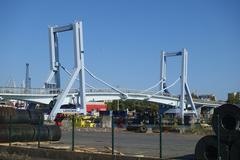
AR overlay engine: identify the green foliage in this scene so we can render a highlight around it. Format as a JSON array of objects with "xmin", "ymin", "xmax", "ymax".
[
  {"xmin": 106, "ymin": 99, "xmax": 159, "ymax": 112},
  {"xmin": 227, "ymin": 92, "xmax": 240, "ymax": 104},
  {"xmin": 209, "ymin": 96, "xmax": 216, "ymax": 101},
  {"xmin": 191, "ymin": 93, "xmax": 198, "ymax": 99}
]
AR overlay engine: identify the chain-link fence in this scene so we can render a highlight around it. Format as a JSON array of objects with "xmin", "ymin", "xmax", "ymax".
[
  {"xmin": 56, "ymin": 113, "xmax": 202, "ymax": 159},
  {"xmin": 2, "ymin": 103, "xmax": 240, "ymax": 160}
]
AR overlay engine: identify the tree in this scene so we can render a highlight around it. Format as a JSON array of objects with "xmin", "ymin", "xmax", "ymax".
[
  {"xmin": 227, "ymin": 92, "xmax": 240, "ymax": 104},
  {"xmin": 106, "ymin": 99, "xmax": 159, "ymax": 112}
]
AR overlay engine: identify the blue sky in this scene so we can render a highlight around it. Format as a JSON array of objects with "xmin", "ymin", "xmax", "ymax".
[{"xmin": 0, "ymin": 0, "xmax": 239, "ymax": 100}]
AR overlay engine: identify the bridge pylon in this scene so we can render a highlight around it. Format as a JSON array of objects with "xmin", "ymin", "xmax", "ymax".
[
  {"xmin": 160, "ymin": 49, "xmax": 198, "ymax": 124},
  {"xmin": 45, "ymin": 21, "xmax": 86, "ymax": 120}
]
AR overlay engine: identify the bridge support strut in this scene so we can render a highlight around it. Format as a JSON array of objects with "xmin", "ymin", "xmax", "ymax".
[
  {"xmin": 46, "ymin": 22, "xmax": 86, "ymax": 120},
  {"xmin": 160, "ymin": 49, "xmax": 198, "ymax": 124}
]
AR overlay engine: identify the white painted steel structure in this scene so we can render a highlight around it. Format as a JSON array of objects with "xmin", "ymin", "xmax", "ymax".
[
  {"xmin": 0, "ymin": 21, "xmax": 223, "ymax": 122},
  {"xmin": 160, "ymin": 50, "xmax": 198, "ymax": 124},
  {"xmin": 0, "ymin": 87, "xmax": 222, "ymax": 108},
  {"xmin": 45, "ymin": 22, "xmax": 87, "ymax": 120}
]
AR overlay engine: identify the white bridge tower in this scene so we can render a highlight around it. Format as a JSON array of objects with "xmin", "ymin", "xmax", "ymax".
[
  {"xmin": 45, "ymin": 22, "xmax": 86, "ymax": 120},
  {"xmin": 160, "ymin": 49, "xmax": 198, "ymax": 124}
]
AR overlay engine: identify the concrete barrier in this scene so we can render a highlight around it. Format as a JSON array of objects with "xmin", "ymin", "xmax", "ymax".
[{"xmin": 0, "ymin": 145, "xmax": 159, "ymax": 160}]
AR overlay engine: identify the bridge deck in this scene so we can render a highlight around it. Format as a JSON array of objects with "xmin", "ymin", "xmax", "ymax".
[{"xmin": 0, "ymin": 87, "xmax": 223, "ymax": 107}]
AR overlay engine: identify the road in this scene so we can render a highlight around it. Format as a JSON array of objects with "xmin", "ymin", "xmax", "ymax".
[{"xmin": 60, "ymin": 128, "xmax": 203, "ymax": 159}]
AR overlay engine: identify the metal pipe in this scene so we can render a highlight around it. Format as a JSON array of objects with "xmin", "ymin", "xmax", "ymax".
[
  {"xmin": 217, "ymin": 114, "xmax": 221, "ymax": 160},
  {"xmin": 212, "ymin": 104, "xmax": 240, "ymax": 144},
  {"xmin": 38, "ymin": 115, "xmax": 41, "ymax": 148},
  {"xmin": 72, "ymin": 115, "xmax": 75, "ymax": 151},
  {"xmin": 0, "ymin": 124, "xmax": 61, "ymax": 142},
  {"xmin": 111, "ymin": 111, "xmax": 114, "ymax": 156},
  {"xmin": 0, "ymin": 108, "xmax": 44, "ymax": 125},
  {"xmin": 9, "ymin": 115, "xmax": 11, "ymax": 147},
  {"xmin": 159, "ymin": 114, "xmax": 162, "ymax": 159},
  {"xmin": 195, "ymin": 135, "xmax": 228, "ymax": 160}
]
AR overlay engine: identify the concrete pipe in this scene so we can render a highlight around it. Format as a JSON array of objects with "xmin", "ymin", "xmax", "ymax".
[
  {"xmin": 212, "ymin": 104, "xmax": 240, "ymax": 144},
  {"xmin": 33, "ymin": 125, "xmax": 61, "ymax": 141},
  {"xmin": 33, "ymin": 125, "xmax": 49, "ymax": 141},
  {"xmin": 0, "ymin": 108, "xmax": 44, "ymax": 125},
  {"xmin": 0, "ymin": 108, "xmax": 30, "ymax": 124},
  {"xmin": 0, "ymin": 124, "xmax": 61, "ymax": 142},
  {"xmin": 195, "ymin": 135, "xmax": 229, "ymax": 160},
  {"xmin": 28, "ymin": 110, "xmax": 44, "ymax": 125},
  {"xmin": 230, "ymin": 139, "xmax": 240, "ymax": 160},
  {"xmin": 47, "ymin": 125, "xmax": 61, "ymax": 141},
  {"xmin": 0, "ymin": 124, "xmax": 35, "ymax": 142}
]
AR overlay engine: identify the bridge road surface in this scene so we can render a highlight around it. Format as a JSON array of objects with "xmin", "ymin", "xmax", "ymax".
[{"xmin": 60, "ymin": 129, "xmax": 202, "ymax": 159}]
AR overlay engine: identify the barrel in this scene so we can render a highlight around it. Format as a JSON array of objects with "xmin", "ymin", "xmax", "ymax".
[
  {"xmin": 194, "ymin": 135, "xmax": 229, "ymax": 160},
  {"xmin": 212, "ymin": 104, "xmax": 240, "ymax": 144},
  {"xmin": 230, "ymin": 139, "xmax": 240, "ymax": 160}
]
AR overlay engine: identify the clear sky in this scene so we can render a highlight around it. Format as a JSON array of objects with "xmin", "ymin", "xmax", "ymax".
[{"xmin": 0, "ymin": 0, "xmax": 239, "ymax": 100}]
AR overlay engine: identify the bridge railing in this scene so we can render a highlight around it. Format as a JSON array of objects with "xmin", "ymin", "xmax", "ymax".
[
  {"xmin": 84, "ymin": 88, "xmax": 156, "ymax": 95},
  {"xmin": 84, "ymin": 88, "xmax": 179, "ymax": 99},
  {"xmin": 0, "ymin": 87, "xmax": 223, "ymax": 106},
  {"xmin": 0, "ymin": 87, "xmax": 60, "ymax": 95},
  {"xmin": 0, "ymin": 87, "xmax": 177, "ymax": 98}
]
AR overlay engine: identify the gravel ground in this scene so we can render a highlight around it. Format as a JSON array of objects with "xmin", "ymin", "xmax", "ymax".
[{"xmin": 60, "ymin": 128, "xmax": 203, "ymax": 159}]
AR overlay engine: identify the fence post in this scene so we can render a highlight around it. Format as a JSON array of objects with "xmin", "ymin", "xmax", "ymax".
[
  {"xmin": 159, "ymin": 114, "xmax": 162, "ymax": 159},
  {"xmin": 72, "ymin": 114, "xmax": 75, "ymax": 151},
  {"xmin": 38, "ymin": 115, "xmax": 41, "ymax": 148},
  {"xmin": 111, "ymin": 110, "xmax": 115, "ymax": 157},
  {"xmin": 9, "ymin": 115, "xmax": 12, "ymax": 147},
  {"xmin": 217, "ymin": 114, "xmax": 221, "ymax": 160}
]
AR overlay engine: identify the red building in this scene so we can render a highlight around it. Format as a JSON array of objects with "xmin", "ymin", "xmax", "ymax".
[{"xmin": 86, "ymin": 102, "xmax": 107, "ymax": 113}]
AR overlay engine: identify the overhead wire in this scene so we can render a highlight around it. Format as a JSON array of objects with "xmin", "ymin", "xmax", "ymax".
[
  {"xmin": 60, "ymin": 65, "xmax": 96, "ymax": 89},
  {"xmin": 84, "ymin": 67, "xmax": 128, "ymax": 97},
  {"xmin": 148, "ymin": 77, "xmax": 181, "ymax": 98},
  {"xmin": 140, "ymin": 79, "xmax": 164, "ymax": 93}
]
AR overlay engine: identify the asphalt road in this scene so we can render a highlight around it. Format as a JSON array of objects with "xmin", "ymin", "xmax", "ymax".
[{"xmin": 60, "ymin": 128, "xmax": 203, "ymax": 159}]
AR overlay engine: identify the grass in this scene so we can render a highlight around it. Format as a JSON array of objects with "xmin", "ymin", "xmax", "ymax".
[{"xmin": 184, "ymin": 123, "xmax": 214, "ymax": 135}]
